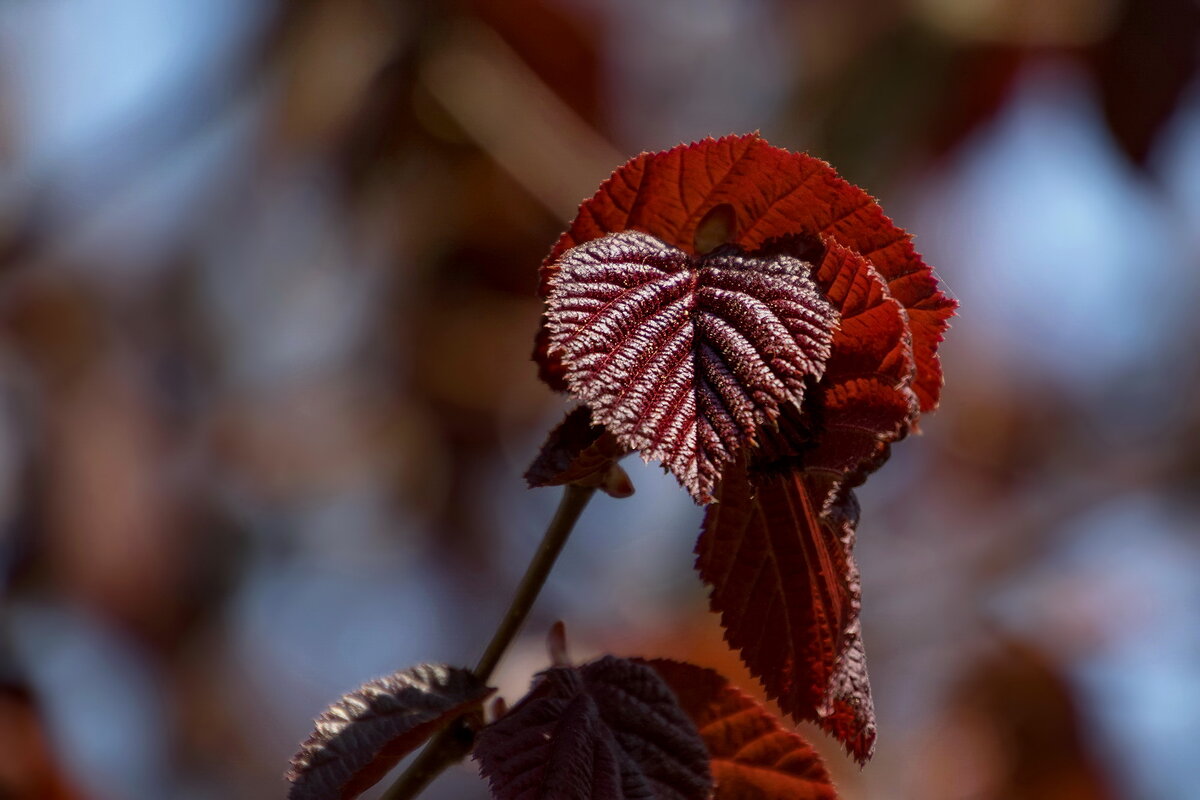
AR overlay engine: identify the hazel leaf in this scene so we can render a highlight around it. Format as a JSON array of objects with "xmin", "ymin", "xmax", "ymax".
[
  {"xmin": 687, "ymin": 239, "xmax": 927, "ymax": 763},
  {"xmin": 473, "ymin": 655, "xmax": 712, "ymax": 800},
  {"xmin": 537, "ymin": 133, "xmax": 955, "ymax": 412},
  {"xmin": 543, "ymin": 230, "xmax": 837, "ymax": 503},
  {"xmin": 525, "ymin": 406, "xmax": 631, "ymax": 496},
  {"xmin": 286, "ymin": 664, "xmax": 492, "ymax": 800},
  {"xmin": 642, "ymin": 659, "xmax": 839, "ymax": 800},
  {"xmin": 695, "ymin": 459, "xmax": 876, "ymax": 761}
]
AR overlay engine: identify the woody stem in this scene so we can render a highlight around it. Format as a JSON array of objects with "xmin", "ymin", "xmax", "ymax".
[{"xmin": 380, "ymin": 484, "xmax": 597, "ymax": 800}]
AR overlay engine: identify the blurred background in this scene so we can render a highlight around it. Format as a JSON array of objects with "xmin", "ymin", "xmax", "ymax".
[{"xmin": 1, "ymin": 0, "xmax": 1198, "ymax": 798}]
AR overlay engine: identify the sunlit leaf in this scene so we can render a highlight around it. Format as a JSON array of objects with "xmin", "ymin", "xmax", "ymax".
[
  {"xmin": 643, "ymin": 659, "xmax": 839, "ymax": 800},
  {"xmin": 543, "ymin": 230, "xmax": 836, "ymax": 502},
  {"xmin": 535, "ymin": 133, "xmax": 954, "ymax": 412}
]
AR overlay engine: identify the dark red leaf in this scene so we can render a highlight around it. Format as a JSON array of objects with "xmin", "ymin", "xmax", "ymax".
[
  {"xmin": 801, "ymin": 378, "xmax": 914, "ymax": 487},
  {"xmin": 695, "ymin": 461, "xmax": 876, "ymax": 762},
  {"xmin": 536, "ymin": 133, "xmax": 954, "ymax": 412},
  {"xmin": 805, "ymin": 491, "xmax": 875, "ymax": 762},
  {"xmin": 525, "ymin": 406, "xmax": 632, "ymax": 497},
  {"xmin": 473, "ymin": 655, "xmax": 712, "ymax": 800},
  {"xmin": 287, "ymin": 664, "xmax": 492, "ymax": 800},
  {"xmin": 688, "ymin": 239, "xmax": 913, "ymax": 762},
  {"xmin": 642, "ymin": 659, "xmax": 839, "ymax": 800},
  {"xmin": 686, "ymin": 237, "xmax": 920, "ymax": 762},
  {"xmin": 543, "ymin": 230, "xmax": 836, "ymax": 502}
]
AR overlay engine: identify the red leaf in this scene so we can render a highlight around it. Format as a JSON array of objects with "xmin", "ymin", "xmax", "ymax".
[
  {"xmin": 642, "ymin": 659, "xmax": 839, "ymax": 800},
  {"xmin": 525, "ymin": 406, "xmax": 632, "ymax": 496},
  {"xmin": 287, "ymin": 664, "xmax": 492, "ymax": 800},
  {"xmin": 528, "ymin": 134, "xmax": 956, "ymax": 765},
  {"xmin": 760, "ymin": 239, "xmax": 918, "ymax": 482},
  {"xmin": 543, "ymin": 230, "xmax": 836, "ymax": 502},
  {"xmin": 695, "ymin": 461, "xmax": 876, "ymax": 762},
  {"xmin": 801, "ymin": 378, "xmax": 915, "ymax": 487},
  {"xmin": 813, "ymin": 240, "xmax": 913, "ymax": 390},
  {"xmin": 686, "ymin": 239, "xmax": 915, "ymax": 763},
  {"xmin": 473, "ymin": 655, "xmax": 712, "ymax": 800},
  {"xmin": 536, "ymin": 133, "xmax": 955, "ymax": 412}
]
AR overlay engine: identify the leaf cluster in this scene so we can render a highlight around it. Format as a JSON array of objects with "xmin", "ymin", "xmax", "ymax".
[
  {"xmin": 287, "ymin": 134, "xmax": 954, "ymax": 799},
  {"xmin": 529, "ymin": 134, "xmax": 954, "ymax": 761},
  {"xmin": 289, "ymin": 644, "xmax": 836, "ymax": 800}
]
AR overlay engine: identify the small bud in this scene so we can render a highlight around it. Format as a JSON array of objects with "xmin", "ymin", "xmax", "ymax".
[
  {"xmin": 601, "ymin": 464, "xmax": 635, "ymax": 498},
  {"xmin": 489, "ymin": 696, "xmax": 509, "ymax": 721},
  {"xmin": 547, "ymin": 620, "xmax": 570, "ymax": 666}
]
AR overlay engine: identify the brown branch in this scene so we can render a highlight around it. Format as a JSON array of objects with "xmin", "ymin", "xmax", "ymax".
[{"xmin": 380, "ymin": 484, "xmax": 597, "ymax": 800}]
